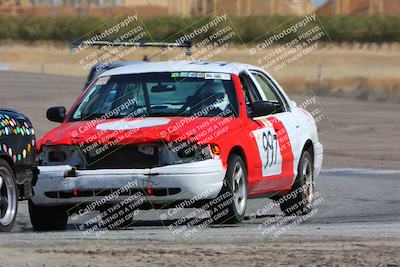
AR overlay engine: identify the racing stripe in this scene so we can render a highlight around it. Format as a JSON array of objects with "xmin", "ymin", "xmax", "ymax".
[{"xmin": 266, "ymin": 116, "xmax": 294, "ymax": 180}]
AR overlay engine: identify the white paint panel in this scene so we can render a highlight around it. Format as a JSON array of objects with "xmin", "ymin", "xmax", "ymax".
[{"xmin": 96, "ymin": 118, "xmax": 171, "ymax": 131}]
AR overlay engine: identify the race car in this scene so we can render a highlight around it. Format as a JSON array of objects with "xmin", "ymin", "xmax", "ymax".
[
  {"xmin": 0, "ymin": 109, "xmax": 36, "ymax": 232},
  {"xmin": 30, "ymin": 61, "xmax": 323, "ymax": 231}
]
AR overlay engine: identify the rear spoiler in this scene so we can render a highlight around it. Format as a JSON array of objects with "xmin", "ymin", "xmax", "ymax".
[{"xmin": 72, "ymin": 40, "xmax": 193, "ymax": 55}]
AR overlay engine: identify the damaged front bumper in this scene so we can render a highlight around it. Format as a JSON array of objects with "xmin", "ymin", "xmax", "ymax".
[{"xmin": 31, "ymin": 159, "xmax": 226, "ymax": 207}]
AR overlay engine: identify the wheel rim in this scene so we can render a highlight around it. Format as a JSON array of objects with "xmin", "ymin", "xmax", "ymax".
[
  {"xmin": 232, "ymin": 162, "xmax": 246, "ymax": 215},
  {"xmin": 0, "ymin": 167, "xmax": 17, "ymax": 226},
  {"xmin": 302, "ymin": 157, "xmax": 314, "ymax": 209}
]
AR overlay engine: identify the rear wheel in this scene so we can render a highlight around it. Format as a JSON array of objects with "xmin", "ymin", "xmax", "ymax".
[
  {"xmin": 28, "ymin": 200, "xmax": 68, "ymax": 231},
  {"xmin": 209, "ymin": 154, "xmax": 247, "ymax": 224},
  {"xmin": 279, "ymin": 151, "xmax": 314, "ymax": 216},
  {"xmin": 0, "ymin": 159, "xmax": 18, "ymax": 232}
]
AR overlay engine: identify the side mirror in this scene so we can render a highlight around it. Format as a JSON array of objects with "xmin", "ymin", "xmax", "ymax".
[
  {"xmin": 251, "ymin": 101, "xmax": 276, "ymax": 117},
  {"xmin": 47, "ymin": 106, "xmax": 66, "ymax": 123}
]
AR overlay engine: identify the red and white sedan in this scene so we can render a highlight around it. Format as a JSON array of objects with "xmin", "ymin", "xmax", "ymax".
[{"xmin": 30, "ymin": 61, "xmax": 323, "ymax": 230}]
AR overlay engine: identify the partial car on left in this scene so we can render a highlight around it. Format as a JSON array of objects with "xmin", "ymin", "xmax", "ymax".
[{"xmin": 0, "ymin": 109, "xmax": 36, "ymax": 232}]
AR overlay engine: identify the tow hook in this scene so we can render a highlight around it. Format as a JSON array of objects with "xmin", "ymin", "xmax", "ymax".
[
  {"xmin": 65, "ymin": 167, "xmax": 77, "ymax": 178},
  {"xmin": 146, "ymin": 187, "xmax": 153, "ymax": 196}
]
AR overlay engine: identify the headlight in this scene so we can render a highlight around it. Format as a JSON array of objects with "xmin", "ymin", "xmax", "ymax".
[
  {"xmin": 160, "ymin": 141, "xmax": 214, "ymax": 165},
  {"xmin": 48, "ymin": 150, "xmax": 67, "ymax": 162},
  {"xmin": 39, "ymin": 145, "xmax": 83, "ymax": 167}
]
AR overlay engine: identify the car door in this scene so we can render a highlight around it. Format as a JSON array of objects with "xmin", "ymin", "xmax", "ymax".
[
  {"xmin": 243, "ymin": 70, "xmax": 299, "ymax": 193},
  {"xmin": 238, "ymin": 71, "xmax": 282, "ymax": 194}
]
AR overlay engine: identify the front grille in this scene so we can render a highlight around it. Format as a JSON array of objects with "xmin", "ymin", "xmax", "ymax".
[
  {"xmin": 44, "ymin": 188, "xmax": 181, "ymax": 199},
  {"xmin": 84, "ymin": 144, "xmax": 159, "ymax": 169}
]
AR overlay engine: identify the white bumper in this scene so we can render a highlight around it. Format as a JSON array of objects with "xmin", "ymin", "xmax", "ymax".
[
  {"xmin": 31, "ymin": 159, "xmax": 226, "ymax": 206},
  {"xmin": 314, "ymin": 142, "xmax": 323, "ymax": 178}
]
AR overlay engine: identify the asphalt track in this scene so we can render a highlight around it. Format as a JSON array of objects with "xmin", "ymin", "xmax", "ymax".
[{"xmin": 1, "ymin": 169, "xmax": 399, "ymax": 242}]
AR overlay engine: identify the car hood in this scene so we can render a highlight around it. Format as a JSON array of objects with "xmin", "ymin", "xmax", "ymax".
[{"xmin": 37, "ymin": 117, "xmax": 242, "ymax": 149}]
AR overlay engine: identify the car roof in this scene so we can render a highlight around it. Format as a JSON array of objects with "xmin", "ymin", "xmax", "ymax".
[
  {"xmin": 99, "ymin": 61, "xmax": 259, "ymax": 77},
  {"xmin": 94, "ymin": 61, "xmax": 142, "ymax": 70}
]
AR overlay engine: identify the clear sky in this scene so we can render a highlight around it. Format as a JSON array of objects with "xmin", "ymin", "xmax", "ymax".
[{"xmin": 314, "ymin": 0, "xmax": 328, "ymax": 7}]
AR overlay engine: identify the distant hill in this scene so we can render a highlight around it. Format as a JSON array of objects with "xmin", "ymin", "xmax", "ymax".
[
  {"xmin": 0, "ymin": 0, "xmax": 316, "ymax": 18},
  {"xmin": 317, "ymin": 0, "xmax": 400, "ymax": 16}
]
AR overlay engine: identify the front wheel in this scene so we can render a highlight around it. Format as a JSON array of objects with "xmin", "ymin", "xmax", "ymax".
[
  {"xmin": 209, "ymin": 154, "xmax": 247, "ymax": 224},
  {"xmin": 28, "ymin": 200, "xmax": 69, "ymax": 231},
  {"xmin": 279, "ymin": 150, "xmax": 315, "ymax": 216},
  {"xmin": 0, "ymin": 159, "xmax": 18, "ymax": 232}
]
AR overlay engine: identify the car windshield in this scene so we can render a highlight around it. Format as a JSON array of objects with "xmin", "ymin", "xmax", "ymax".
[{"xmin": 69, "ymin": 72, "xmax": 238, "ymax": 121}]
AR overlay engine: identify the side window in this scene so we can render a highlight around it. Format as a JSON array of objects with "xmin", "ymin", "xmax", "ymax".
[
  {"xmin": 253, "ymin": 73, "xmax": 278, "ymax": 102},
  {"xmin": 80, "ymin": 83, "xmax": 117, "ymax": 117},
  {"xmin": 252, "ymin": 72, "xmax": 286, "ymax": 113},
  {"xmin": 239, "ymin": 72, "xmax": 261, "ymax": 114}
]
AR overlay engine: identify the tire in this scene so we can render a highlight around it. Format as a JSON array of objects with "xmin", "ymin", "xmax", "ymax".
[
  {"xmin": 279, "ymin": 150, "xmax": 314, "ymax": 216},
  {"xmin": 209, "ymin": 154, "xmax": 247, "ymax": 224},
  {"xmin": 0, "ymin": 159, "xmax": 18, "ymax": 232},
  {"xmin": 28, "ymin": 199, "xmax": 68, "ymax": 231}
]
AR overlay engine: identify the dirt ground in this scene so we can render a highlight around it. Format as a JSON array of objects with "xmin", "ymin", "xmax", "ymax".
[
  {"xmin": 1, "ymin": 42, "xmax": 399, "ymax": 88},
  {"xmin": 316, "ymin": 96, "xmax": 400, "ymax": 170},
  {"xmin": 0, "ymin": 239, "xmax": 399, "ymax": 267}
]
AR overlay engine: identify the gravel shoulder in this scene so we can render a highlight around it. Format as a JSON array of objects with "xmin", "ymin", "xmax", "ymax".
[{"xmin": 0, "ymin": 239, "xmax": 399, "ymax": 267}]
